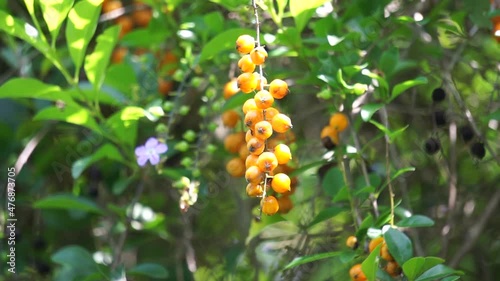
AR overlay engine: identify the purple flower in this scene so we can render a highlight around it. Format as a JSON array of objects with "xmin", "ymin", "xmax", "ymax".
[{"xmin": 135, "ymin": 137, "xmax": 168, "ymax": 166}]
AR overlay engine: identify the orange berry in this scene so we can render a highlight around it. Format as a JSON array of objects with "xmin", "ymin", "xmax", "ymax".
[
  {"xmin": 245, "ymin": 154, "xmax": 259, "ymax": 168},
  {"xmin": 221, "ymin": 110, "xmax": 240, "ymax": 128},
  {"xmin": 238, "ymin": 54, "xmax": 256, "ymax": 73},
  {"xmin": 245, "ymin": 129, "xmax": 254, "ymax": 143},
  {"xmin": 269, "ymin": 79, "xmax": 289, "ymax": 99},
  {"xmin": 254, "ymin": 90, "xmax": 274, "ymax": 109},
  {"xmin": 158, "ymin": 78, "xmax": 173, "ymax": 96},
  {"xmin": 368, "ymin": 236, "xmax": 384, "ymax": 253},
  {"xmin": 238, "ymin": 141, "xmax": 249, "ymax": 157},
  {"xmin": 226, "ymin": 157, "xmax": 245, "ymax": 177},
  {"xmin": 346, "ymin": 236, "xmax": 358, "ymax": 249},
  {"xmin": 277, "ymin": 195, "xmax": 293, "ymax": 214},
  {"xmin": 223, "ymin": 79, "xmax": 240, "ymax": 99},
  {"xmin": 257, "ymin": 152, "xmax": 278, "ymax": 172},
  {"xmin": 224, "ymin": 132, "xmax": 245, "ymax": 154},
  {"xmin": 111, "ymin": 47, "xmax": 128, "ymax": 64},
  {"xmin": 329, "ymin": 112, "xmax": 349, "ymax": 132},
  {"xmin": 254, "ymin": 120, "xmax": 273, "ymax": 140},
  {"xmin": 237, "ymin": 72, "xmax": 259, "ymax": 93},
  {"xmin": 242, "ymin": 98, "xmax": 258, "ymax": 114},
  {"xmin": 102, "ymin": 0, "xmax": 122, "ymax": 13},
  {"xmin": 246, "ymin": 183, "xmax": 263, "ymax": 197},
  {"xmin": 245, "ymin": 165, "xmax": 263, "ymax": 184},
  {"xmin": 247, "ymin": 137, "xmax": 265, "ymax": 155},
  {"xmin": 349, "ymin": 264, "xmax": 367, "ymax": 281},
  {"xmin": 250, "ymin": 46, "xmax": 268, "ymax": 65},
  {"xmin": 380, "ymin": 242, "xmax": 394, "ymax": 261},
  {"xmin": 264, "ymin": 107, "xmax": 279, "ymax": 121},
  {"xmin": 320, "ymin": 125, "xmax": 339, "ymax": 150},
  {"xmin": 271, "ymin": 173, "xmax": 291, "ymax": 193},
  {"xmin": 271, "ymin": 113, "xmax": 293, "ymax": 133},
  {"xmin": 159, "ymin": 51, "xmax": 178, "ymax": 75},
  {"xmin": 273, "ymin": 143, "xmax": 291, "ymax": 165},
  {"xmin": 115, "ymin": 16, "xmax": 134, "ymax": 38},
  {"xmin": 261, "ymin": 196, "xmax": 279, "ymax": 215},
  {"xmin": 385, "ymin": 261, "xmax": 402, "ymax": 277},
  {"xmin": 132, "ymin": 3, "xmax": 152, "ymax": 27},
  {"xmin": 244, "ymin": 110, "xmax": 264, "ymax": 129},
  {"xmin": 236, "ymin": 34, "xmax": 255, "ymax": 54}
]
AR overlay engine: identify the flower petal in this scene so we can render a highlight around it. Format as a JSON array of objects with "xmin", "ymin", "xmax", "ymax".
[
  {"xmin": 135, "ymin": 145, "xmax": 146, "ymax": 156},
  {"xmin": 137, "ymin": 155, "xmax": 149, "ymax": 166},
  {"xmin": 145, "ymin": 137, "xmax": 159, "ymax": 148},
  {"xmin": 149, "ymin": 153, "xmax": 160, "ymax": 165},
  {"xmin": 155, "ymin": 143, "xmax": 168, "ymax": 154}
]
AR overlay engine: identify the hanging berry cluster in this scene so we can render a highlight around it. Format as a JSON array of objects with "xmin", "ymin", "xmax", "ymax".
[{"xmin": 222, "ymin": 3, "xmax": 295, "ymax": 216}]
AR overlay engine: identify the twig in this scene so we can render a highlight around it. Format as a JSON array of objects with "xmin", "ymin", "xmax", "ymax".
[
  {"xmin": 14, "ymin": 123, "xmax": 52, "ymax": 173},
  {"xmin": 111, "ymin": 181, "xmax": 145, "ymax": 270}
]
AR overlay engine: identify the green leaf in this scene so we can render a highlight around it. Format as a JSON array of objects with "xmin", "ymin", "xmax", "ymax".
[
  {"xmin": 128, "ymin": 263, "xmax": 169, "ymax": 279},
  {"xmin": 51, "ymin": 245, "xmax": 98, "ymax": 280},
  {"xmin": 289, "ymin": 0, "xmax": 329, "ymax": 33},
  {"xmin": 308, "ymin": 206, "xmax": 344, "ymax": 227},
  {"xmin": 208, "ymin": 0, "xmax": 248, "ymax": 10},
  {"xmin": 415, "ymin": 264, "xmax": 463, "ymax": 281},
  {"xmin": 390, "ymin": 76, "xmax": 428, "ymax": 102},
  {"xmin": 40, "ymin": 0, "xmax": 74, "ymax": 42},
  {"xmin": 397, "ymin": 215, "xmax": 434, "ymax": 228},
  {"xmin": 384, "ymin": 228, "xmax": 413, "ymax": 266},
  {"xmin": 284, "ymin": 251, "xmax": 343, "ymax": 270},
  {"xmin": 200, "ymin": 28, "xmax": 255, "ymax": 62},
  {"xmin": 362, "ymin": 243, "xmax": 382, "ymax": 281},
  {"xmin": 72, "ymin": 143, "xmax": 126, "ymax": 179},
  {"xmin": 321, "ymin": 167, "xmax": 345, "ymax": 197},
  {"xmin": 403, "ymin": 257, "xmax": 444, "ymax": 281},
  {"xmin": 379, "ymin": 47, "xmax": 398, "ymax": 77},
  {"xmin": 121, "ymin": 28, "xmax": 170, "ymax": 48},
  {"xmin": 0, "ymin": 11, "xmax": 53, "ymax": 59},
  {"xmin": 0, "ymin": 78, "xmax": 75, "ymax": 103},
  {"xmin": 34, "ymin": 194, "xmax": 104, "ymax": 214},
  {"xmin": 222, "ymin": 92, "xmax": 249, "ymax": 111},
  {"xmin": 84, "ymin": 25, "xmax": 120, "ymax": 91},
  {"xmin": 361, "ymin": 103, "xmax": 383, "ymax": 121},
  {"xmin": 34, "ymin": 104, "xmax": 102, "ymax": 134},
  {"xmin": 66, "ymin": 0, "xmax": 102, "ymax": 77},
  {"xmin": 105, "ymin": 106, "xmax": 146, "ymax": 147}
]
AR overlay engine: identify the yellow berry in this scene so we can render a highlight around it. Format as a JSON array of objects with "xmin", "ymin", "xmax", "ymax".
[
  {"xmin": 346, "ymin": 236, "xmax": 358, "ymax": 249},
  {"xmin": 273, "ymin": 143, "xmax": 291, "ymax": 165},
  {"xmin": 245, "ymin": 154, "xmax": 259, "ymax": 168},
  {"xmin": 245, "ymin": 165, "xmax": 263, "ymax": 184},
  {"xmin": 236, "ymin": 35, "xmax": 255, "ymax": 54},
  {"xmin": 223, "ymin": 79, "xmax": 240, "ymax": 100},
  {"xmin": 254, "ymin": 120, "xmax": 273, "ymax": 140},
  {"xmin": 254, "ymin": 90, "xmax": 274, "ymax": 109},
  {"xmin": 271, "ymin": 173, "xmax": 291, "ymax": 193},
  {"xmin": 224, "ymin": 132, "xmax": 245, "ymax": 154},
  {"xmin": 226, "ymin": 157, "xmax": 245, "ymax": 177},
  {"xmin": 246, "ymin": 183, "xmax": 263, "ymax": 197},
  {"xmin": 247, "ymin": 137, "xmax": 265, "ymax": 155},
  {"xmin": 244, "ymin": 110, "xmax": 264, "ymax": 129},
  {"xmin": 320, "ymin": 125, "xmax": 339, "ymax": 150},
  {"xmin": 271, "ymin": 113, "xmax": 293, "ymax": 133},
  {"xmin": 277, "ymin": 195, "xmax": 293, "ymax": 214},
  {"xmin": 221, "ymin": 110, "xmax": 240, "ymax": 128},
  {"xmin": 261, "ymin": 196, "xmax": 279, "ymax": 215},
  {"xmin": 257, "ymin": 151, "xmax": 278, "ymax": 172},
  {"xmin": 237, "ymin": 72, "xmax": 259, "ymax": 93},
  {"xmin": 250, "ymin": 46, "xmax": 268, "ymax": 65},
  {"xmin": 269, "ymin": 79, "xmax": 289, "ymax": 99},
  {"xmin": 238, "ymin": 54, "xmax": 256, "ymax": 73},
  {"xmin": 242, "ymin": 98, "xmax": 258, "ymax": 114}
]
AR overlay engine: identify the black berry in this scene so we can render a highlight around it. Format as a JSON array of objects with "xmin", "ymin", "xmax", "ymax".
[
  {"xmin": 459, "ymin": 125, "xmax": 474, "ymax": 142},
  {"xmin": 432, "ymin": 88, "xmax": 446, "ymax": 102},
  {"xmin": 470, "ymin": 142, "xmax": 486, "ymax": 159},
  {"xmin": 424, "ymin": 138, "xmax": 440, "ymax": 155},
  {"xmin": 322, "ymin": 137, "xmax": 337, "ymax": 150},
  {"xmin": 433, "ymin": 110, "xmax": 447, "ymax": 127}
]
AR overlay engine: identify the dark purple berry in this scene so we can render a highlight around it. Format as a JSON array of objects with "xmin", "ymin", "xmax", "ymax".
[
  {"xmin": 459, "ymin": 125, "xmax": 474, "ymax": 142},
  {"xmin": 470, "ymin": 142, "xmax": 486, "ymax": 159},
  {"xmin": 424, "ymin": 138, "xmax": 440, "ymax": 155},
  {"xmin": 432, "ymin": 88, "xmax": 446, "ymax": 102},
  {"xmin": 321, "ymin": 137, "xmax": 337, "ymax": 150},
  {"xmin": 433, "ymin": 110, "xmax": 446, "ymax": 127}
]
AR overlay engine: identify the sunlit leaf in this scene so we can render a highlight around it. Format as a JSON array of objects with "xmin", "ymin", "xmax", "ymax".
[
  {"xmin": 284, "ymin": 251, "xmax": 344, "ymax": 270},
  {"xmin": 362, "ymin": 243, "xmax": 382, "ymax": 281},
  {"xmin": 289, "ymin": 0, "xmax": 329, "ymax": 33},
  {"xmin": 403, "ymin": 256, "xmax": 444, "ymax": 281},
  {"xmin": 390, "ymin": 76, "xmax": 428, "ymax": 102},
  {"xmin": 66, "ymin": 0, "xmax": 102, "ymax": 77},
  {"xmin": 200, "ymin": 28, "xmax": 256, "ymax": 61},
  {"xmin": 34, "ymin": 104, "xmax": 102, "ymax": 134},
  {"xmin": 84, "ymin": 25, "xmax": 120, "ymax": 91},
  {"xmin": 40, "ymin": 0, "xmax": 74, "ymax": 42}
]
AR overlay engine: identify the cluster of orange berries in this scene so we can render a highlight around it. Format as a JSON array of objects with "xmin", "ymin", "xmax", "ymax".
[
  {"xmin": 320, "ymin": 112, "xmax": 349, "ymax": 150},
  {"xmin": 102, "ymin": 0, "xmax": 152, "ymax": 38},
  {"xmin": 224, "ymin": 34, "xmax": 296, "ymax": 215},
  {"xmin": 347, "ymin": 236, "xmax": 402, "ymax": 281}
]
